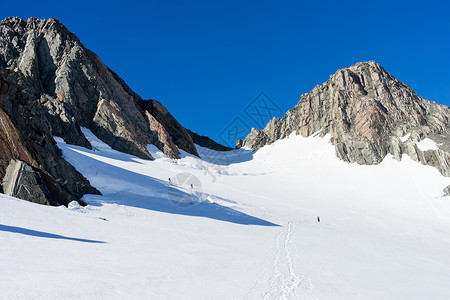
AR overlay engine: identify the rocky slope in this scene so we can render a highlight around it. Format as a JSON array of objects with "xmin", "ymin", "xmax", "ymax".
[
  {"xmin": 0, "ymin": 16, "xmax": 199, "ymax": 160},
  {"xmin": 0, "ymin": 67, "xmax": 99, "ymax": 205},
  {"xmin": 238, "ymin": 61, "xmax": 450, "ymax": 179},
  {"xmin": 0, "ymin": 16, "xmax": 231, "ymax": 205},
  {"xmin": 139, "ymin": 99, "xmax": 198, "ymax": 158},
  {"xmin": 187, "ymin": 129, "xmax": 233, "ymax": 151}
]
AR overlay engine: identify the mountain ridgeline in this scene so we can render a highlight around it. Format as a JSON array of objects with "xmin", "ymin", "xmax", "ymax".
[
  {"xmin": 238, "ymin": 61, "xmax": 450, "ymax": 183},
  {"xmin": 0, "ymin": 17, "xmax": 449, "ymax": 206},
  {"xmin": 0, "ymin": 17, "xmax": 211, "ymax": 205}
]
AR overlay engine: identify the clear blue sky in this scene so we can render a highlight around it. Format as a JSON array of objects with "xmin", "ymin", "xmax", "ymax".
[{"xmin": 3, "ymin": 0, "xmax": 450, "ymax": 144}]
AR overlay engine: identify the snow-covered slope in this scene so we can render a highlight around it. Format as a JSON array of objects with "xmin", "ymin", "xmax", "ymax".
[{"xmin": 1, "ymin": 129, "xmax": 450, "ymax": 299}]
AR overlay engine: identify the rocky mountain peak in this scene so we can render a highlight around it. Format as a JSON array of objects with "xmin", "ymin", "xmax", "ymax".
[
  {"xmin": 2, "ymin": 16, "xmax": 69, "ymax": 35},
  {"xmin": 239, "ymin": 61, "xmax": 450, "ymax": 178},
  {"xmin": 0, "ymin": 16, "xmax": 201, "ymax": 159},
  {"xmin": 0, "ymin": 16, "xmax": 223, "ymax": 205}
]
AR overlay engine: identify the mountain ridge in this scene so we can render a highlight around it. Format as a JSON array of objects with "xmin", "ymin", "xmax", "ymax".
[
  {"xmin": 0, "ymin": 16, "xmax": 224, "ymax": 205},
  {"xmin": 0, "ymin": 16, "xmax": 448, "ymax": 206},
  {"xmin": 238, "ymin": 60, "xmax": 450, "ymax": 179}
]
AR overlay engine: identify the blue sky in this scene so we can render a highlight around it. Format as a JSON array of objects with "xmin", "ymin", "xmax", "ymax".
[{"xmin": 2, "ymin": 0, "xmax": 450, "ymax": 145}]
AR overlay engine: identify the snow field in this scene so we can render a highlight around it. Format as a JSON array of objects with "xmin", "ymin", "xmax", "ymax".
[{"xmin": 1, "ymin": 129, "xmax": 449, "ymax": 299}]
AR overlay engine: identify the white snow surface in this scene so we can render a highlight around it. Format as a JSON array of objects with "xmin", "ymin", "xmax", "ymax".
[
  {"xmin": 1, "ymin": 128, "xmax": 450, "ymax": 299},
  {"xmin": 415, "ymin": 138, "xmax": 440, "ymax": 151},
  {"xmin": 400, "ymin": 133, "xmax": 411, "ymax": 142}
]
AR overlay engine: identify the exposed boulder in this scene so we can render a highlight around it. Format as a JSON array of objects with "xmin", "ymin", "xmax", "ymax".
[
  {"xmin": 444, "ymin": 186, "xmax": 450, "ymax": 197},
  {"xmin": 2, "ymin": 159, "xmax": 56, "ymax": 205}
]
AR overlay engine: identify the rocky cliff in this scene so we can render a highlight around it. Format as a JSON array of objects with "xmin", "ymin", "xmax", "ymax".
[
  {"xmin": 238, "ymin": 61, "xmax": 450, "ymax": 178},
  {"xmin": 0, "ymin": 67, "xmax": 99, "ymax": 205},
  {"xmin": 0, "ymin": 16, "xmax": 199, "ymax": 160},
  {"xmin": 0, "ymin": 16, "xmax": 212, "ymax": 205},
  {"xmin": 187, "ymin": 129, "xmax": 233, "ymax": 151}
]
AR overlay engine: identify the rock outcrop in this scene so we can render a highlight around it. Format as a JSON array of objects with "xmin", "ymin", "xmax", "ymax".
[
  {"xmin": 2, "ymin": 159, "xmax": 56, "ymax": 205},
  {"xmin": 0, "ymin": 17, "xmax": 207, "ymax": 205},
  {"xmin": 187, "ymin": 129, "xmax": 233, "ymax": 151},
  {"xmin": 0, "ymin": 67, "xmax": 99, "ymax": 206},
  {"xmin": 0, "ymin": 17, "xmax": 198, "ymax": 160},
  {"xmin": 239, "ymin": 61, "xmax": 450, "ymax": 177},
  {"xmin": 139, "ymin": 99, "xmax": 199, "ymax": 157},
  {"xmin": 0, "ymin": 16, "xmax": 202, "ymax": 205},
  {"xmin": 444, "ymin": 186, "xmax": 450, "ymax": 197}
]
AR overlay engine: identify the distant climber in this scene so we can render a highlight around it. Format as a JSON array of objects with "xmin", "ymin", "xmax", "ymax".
[
  {"xmin": 317, "ymin": 216, "xmax": 320, "ymax": 222},
  {"xmin": 168, "ymin": 178, "xmax": 171, "ymax": 184}
]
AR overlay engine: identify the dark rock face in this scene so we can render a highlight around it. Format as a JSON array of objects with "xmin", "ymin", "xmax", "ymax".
[
  {"xmin": 0, "ymin": 68, "xmax": 99, "ymax": 206},
  {"xmin": 187, "ymin": 129, "xmax": 233, "ymax": 151},
  {"xmin": 139, "ymin": 99, "xmax": 199, "ymax": 157},
  {"xmin": 0, "ymin": 16, "xmax": 200, "ymax": 205},
  {"xmin": 239, "ymin": 61, "xmax": 450, "ymax": 177},
  {"xmin": 0, "ymin": 17, "xmax": 198, "ymax": 160},
  {"xmin": 2, "ymin": 159, "xmax": 56, "ymax": 205}
]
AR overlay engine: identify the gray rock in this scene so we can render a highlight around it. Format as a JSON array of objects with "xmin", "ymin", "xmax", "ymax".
[
  {"xmin": 444, "ymin": 186, "xmax": 450, "ymax": 197},
  {"xmin": 186, "ymin": 129, "xmax": 233, "ymax": 151},
  {"xmin": 0, "ymin": 17, "xmax": 198, "ymax": 160},
  {"xmin": 0, "ymin": 16, "xmax": 203, "ymax": 206},
  {"xmin": 2, "ymin": 159, "xmax": 55, "ymax": 205},
  {"xmin": 239, "ymin": 61, "xmax": 450, "ymax": 177},
  {"xmin": 0, "ymin": 67, "xmax": 100, "ymax": 206},
  {"xmin": 139, "ymin": 99, "xmax": 199, "ymax": 157}
]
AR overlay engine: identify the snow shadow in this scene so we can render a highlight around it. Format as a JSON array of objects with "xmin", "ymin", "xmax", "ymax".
[
  {"xmin": 0, "ymin": 224, "xmax": 106, "ymax": 243},
  {"xmin": 186, "ymin": 146, "xmax": 255, "ymax": 166},
  {"xmin": 60, "ymin": 146, "xmax": 277, "ymax": 226},
  {"xmin": 55, "ymin": 136, "xmax": 147, "ymax": 164},
  {"xmin": 88, "ymin": 191, "xmax": 279, "ymax": 226}
]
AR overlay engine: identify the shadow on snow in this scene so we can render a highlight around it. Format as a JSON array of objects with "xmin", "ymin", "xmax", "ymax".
[
  {"xmin": 88, "ymin": 192, "xmax": 278, "ymax": 226},
  {"xmin": 61, "ymin": 146, "xmax": 278, "ymax": 227},
  {"xmin": 0, "ymin": 224, "xmax": 106, "ymax": 243},
  {"xmin": 181, "ymin": 146, "xmax": 256, "ymax": 166}
]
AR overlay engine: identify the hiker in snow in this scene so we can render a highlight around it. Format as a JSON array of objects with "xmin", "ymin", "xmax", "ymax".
[
  {"xmin": 168, "ymin": 178, "xmax": 171, "ymax": 185},
  {"xmin": 317, "ymin": 216, "xmax": 320, "ymax": 222},
  {"xmin": 190, "ymin": 183, "xmax": 193, "ymax": 190}
]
